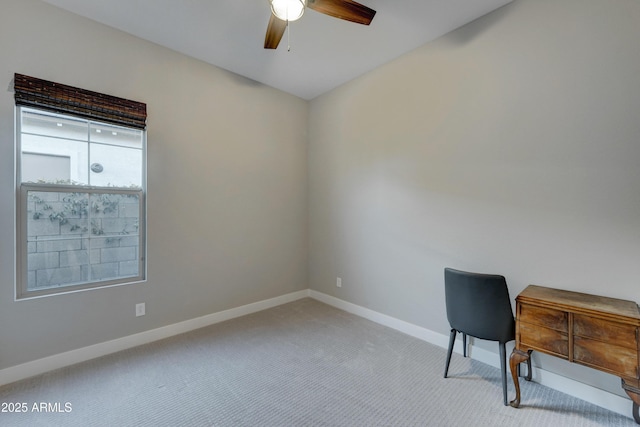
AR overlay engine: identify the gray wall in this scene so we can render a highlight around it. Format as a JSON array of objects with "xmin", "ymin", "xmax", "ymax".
[
  {"xmin": 308, "ymin": 0, "xmax": 640, "ymax": 395},
  {"xmin": 0, "ymin": 0, "xmax": 308, "ymax": 370}
]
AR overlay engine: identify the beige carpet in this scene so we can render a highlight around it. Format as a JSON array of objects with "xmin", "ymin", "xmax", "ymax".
[{"xmin": 0, "ymin": 298, "xmax": 635, "ymax": 426}]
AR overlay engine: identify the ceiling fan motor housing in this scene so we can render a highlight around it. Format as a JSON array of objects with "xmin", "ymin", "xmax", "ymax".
[{"xmin": 270, "ymin": 0, "xmax": 306, "ymax": 22}]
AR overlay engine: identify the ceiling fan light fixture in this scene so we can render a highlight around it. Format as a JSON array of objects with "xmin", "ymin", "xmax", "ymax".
[{"xmin": 270, "ymin": 0, "xmax": 305, "ymax": 22}]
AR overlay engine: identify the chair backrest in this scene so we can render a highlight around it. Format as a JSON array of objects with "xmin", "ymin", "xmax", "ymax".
[{"xmin": 444, "ymin": 268, "xmax": 515, "ymax": 343}]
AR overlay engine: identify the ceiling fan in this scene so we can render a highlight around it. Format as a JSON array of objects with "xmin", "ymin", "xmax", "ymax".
[{"xmin": 264, "ymin": 0, "xmax": 376, "ymax": 49}]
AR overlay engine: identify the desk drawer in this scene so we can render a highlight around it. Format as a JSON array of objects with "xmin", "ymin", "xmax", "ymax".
[
  {"xmin": 574, "ymin": 314, "xmax": 637, "ymax": 350},
  {"xmin": 519, "ymin": 304, "xmax": 568, "ymax": 333},
  {"xmin": 574, "ymin": 336, "xmax": 638, "ymax": 378},
  {"xmin": 519, "ymin": 321, "xmax": 569, "ymax": 358}
]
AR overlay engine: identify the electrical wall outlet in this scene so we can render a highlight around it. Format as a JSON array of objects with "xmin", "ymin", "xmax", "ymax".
[
  {"xmin": 336, "ymin": 277, "xmax": 342, "ymax": 288},
  {"xmin": 135, "ymin": 303, "xmax": 146, "ymax": 317}
]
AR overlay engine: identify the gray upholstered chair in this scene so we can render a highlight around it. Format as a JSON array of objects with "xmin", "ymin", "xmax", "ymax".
[{"xmin": 443, "ymin": 267, "xmax": 528, "ymax": 406}]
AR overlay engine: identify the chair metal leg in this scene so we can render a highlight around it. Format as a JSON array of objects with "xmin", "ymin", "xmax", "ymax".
[
  {"xmin": 499, "ymin": 342, "xmax": 508, "ymax": 406},
  {"xmin": 444, "ymin": 329, "xmax": 457, "ymax": 378},
  {"xmin": 463, "ymin": 333, "xmax": 467, "ymax": 357}
]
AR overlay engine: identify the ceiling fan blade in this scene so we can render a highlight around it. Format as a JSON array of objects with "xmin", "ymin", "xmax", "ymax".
[
  {"xmin": 307, "ymin": 0, "xmax": 376, "ymax": 25},
  {"xmin": 264, "ymin": 14, "xmax": 287, "ymax": 49}
]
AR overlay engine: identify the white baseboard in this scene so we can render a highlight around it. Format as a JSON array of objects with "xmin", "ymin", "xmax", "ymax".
[
  {"xmin": 308, "ymin": 290, "xmax": 633, "ymax": 420},
  {"xmin": 0, "ymin": 289, "xmax": 310, "ymax": 387}
]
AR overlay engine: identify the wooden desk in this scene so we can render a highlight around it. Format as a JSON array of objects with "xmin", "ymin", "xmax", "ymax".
[{"xmin": 509, "ymin": 285, "xmax": 640, "ymax": 423}]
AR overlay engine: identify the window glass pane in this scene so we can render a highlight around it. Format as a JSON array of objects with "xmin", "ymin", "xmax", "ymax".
[
  {"xmin": 88, "ymin": 236, "xmax": 139, "ymax": 281},
  {"xmin": 88, "ymin": 192, "xmax": 140, "ymax": 282},
  {"xmin": 22, "ymin": 153, "xmax": 71, "ymax": 183},
  {"xmin": 22, "ymin": 110, "xmax": 88, "ymax": 141},
  {"xmin": 21, "ymin": 133, "xmax": 88, "ymax": 184},
  {"xmin": 90, "ymin": 123, "xmax": 143, "ymax": 149},
  {"xmin": 28, "ymin": 237, "xmax": 88, "ymax": 290},
  {"xmin": 89, "ymin": 144, "xmax": 142, "ymax": 187},
  {"xmin": 25, "ymin": 189, "xmax": 141, "ymax": 292},
  {"xmin": 27, "ymin": 191, "xmax": 90, "ymax": 237},
  {"xmin": 27, "ymin": 191, "xmax": 90, "ymax": 290}
]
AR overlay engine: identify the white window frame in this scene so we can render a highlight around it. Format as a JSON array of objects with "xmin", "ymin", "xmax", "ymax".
[{"xmin": 15, "ymin": 106, "xmax": 147, "ymax": 300}]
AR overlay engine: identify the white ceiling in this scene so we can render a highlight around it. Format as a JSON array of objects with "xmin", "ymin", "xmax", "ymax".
[{"xmin": 40, "ymin": 0, "xmax": 512, "ymax": 100}]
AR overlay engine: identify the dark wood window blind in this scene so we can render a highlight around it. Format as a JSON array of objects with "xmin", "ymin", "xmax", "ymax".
[{"xmin": 14, "ymin": 73, "xmax": 146, "ymax": 130}]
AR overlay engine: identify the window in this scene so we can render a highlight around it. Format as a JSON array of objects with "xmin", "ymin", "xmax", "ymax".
[{"xmin": 14, "ymin": 74, "xmax": 147, "ymax": 299}]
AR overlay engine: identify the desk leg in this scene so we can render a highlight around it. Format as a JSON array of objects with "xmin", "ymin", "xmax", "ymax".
[
  {"xmin": 509, "ymin": 349, "xmax": 531, "ymax": 408},
  {"xmin": 621, "ymin": 379, "xmax": 640, "ymax": 424}
]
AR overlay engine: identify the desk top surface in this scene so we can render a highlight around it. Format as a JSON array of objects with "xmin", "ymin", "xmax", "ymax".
[{"xmin": 518, "ymin": 285, "xmax": 640, "ymax": 322}]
